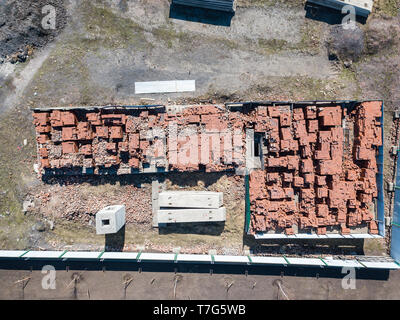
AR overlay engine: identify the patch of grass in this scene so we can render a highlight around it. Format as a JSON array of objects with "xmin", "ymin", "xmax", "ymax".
[
  {"xmin": 254, "ymin": 76, "xmax": 341, "ymax": 100},
  {"xmin": 237, "ymin": 0, "xmax": 304, "ymax": 8},
  {"xmin": 374, "ymin": 0, "xmax": 400, "ymax": 16},
  {"xmin": 254, "ymin": 19, "xmax": 323, "ymax": 56},
  {"xmin": 363, "ymin": 238, "xmax": 385, "ymax": 255},
  {"xmin": 24, "ymin": 34, "xmax": 92, "ymax": 106},
  {"xmin": 0, "ymin": 105, "xmax": 38, "ymax": 249},
  {"xmin": 80, "ymin": 1, "xmax": 149, "ymax": 50},
  {"xmin": 258, "ymin": 38, "xmax": 289, "ymax": 54},
  {"xmin": 153, "ymin": 25, "xmax": 239, "ymax": 51},
  {"xmin": 339, "ymin": 66, "xmax": 362, "ymax": 99},
  {"xmin": 152, "ymin": 26, "xmax": 194, "ymax": 48},
  {"xmin": 296, "ymin": 19, "xmax": 323, "ymax": 54}
]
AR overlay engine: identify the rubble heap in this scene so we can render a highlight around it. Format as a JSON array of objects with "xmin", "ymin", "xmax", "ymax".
[
  {"xmin": 33, "ymin": 101, "xmax": 383, "ymax": 235},
  {"xmin": 32, "ymin": 106, "xmax": 247, "ymax": 174},
  {"xmin": 249, "ymin": 101, "xmax": 382, "ymax": 236}
]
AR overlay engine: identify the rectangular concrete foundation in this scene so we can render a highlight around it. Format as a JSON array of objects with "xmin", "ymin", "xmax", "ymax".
[
  {"xmin": 158, "ymin": 191, "xmax": 223, "ymax": 209},
  {"xmin": 157, "ymin": 207, "xmax": 226, "ymax": 224},
  {"xmin": 96, "ymin": 205, "xmax": 126, "ymax": 234}
]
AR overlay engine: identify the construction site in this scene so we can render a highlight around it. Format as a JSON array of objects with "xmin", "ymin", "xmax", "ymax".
[
  {"xmin": 31, "ymin": 100, "xmax": 383, "ymax": 238},
  {"xmin": 1, "ymin": 0, "xmax": 400, "ymax": 300}
]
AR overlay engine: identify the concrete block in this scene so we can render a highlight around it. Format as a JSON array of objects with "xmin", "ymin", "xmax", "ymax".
[
  {"xmin": 157, "ymin": 207, "xmax": 226, "ymax": 224},
  {"xmin": 158, "ymin": 191, "xmax": 223, "ymax": 209},
  {"xmin": 96, "ymin": 205, "xmax": 125, "ymax": 234},
  {"xmin": 152, "ymin": 180, "xmax": 160, "ymax": 228}
]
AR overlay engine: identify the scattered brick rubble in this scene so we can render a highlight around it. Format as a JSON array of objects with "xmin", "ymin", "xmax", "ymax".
[{"xmin": 32, "ymin": 101, "xmax": 383, "ymax": 236}]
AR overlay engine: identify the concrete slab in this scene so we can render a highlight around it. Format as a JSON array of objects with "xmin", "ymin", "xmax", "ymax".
[
  {"xmin": 101, "ymin": 252, "xmax": 139, "ymax": 260},
  {"xmin": 23, "ymin": 251, "xmax": 65, "ymax": 259},
  {"xmin": 157, "ymin": 207, "xmax": 226, "ymax": 224},
  {"xmin": 96, "ymin": 205, "xmax": 126, "ymax": 235},
  {"xmin": 250, "ymin": 256, "xmax": 287, "ymax": 265},
  {"xmin": 62, "ymin": 251, "xmax": 102, "ymax": 259},
  {"xmin": 0, "ymin": 250, "xmax": 26, "ymax": 258},
  {"xmin": 135, "ymin": 80, "xmax": 195, "ymax": 94},
  {"xmin": 177, "ymin": 254, "xmax": 212, "ymax": 263},
  {"xmin": 158, "ymin": 191, "xmax": 223, "ymax": 208},
  {"xmin": 213, "ymin": 255, "xmax": 250, "ymax": 264},
  {"xmin": 152, "ymin": 180, "xmax": 160, "ymax": 228}
]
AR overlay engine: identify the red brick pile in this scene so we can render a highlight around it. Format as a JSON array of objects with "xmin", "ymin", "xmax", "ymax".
[
  {"xmin": 33, "ymin": 101, "xmax": 382, "ymax": 236},
  {"xmin": 249, "ymin": 101, "xmax": 382, "ymax": 236},
  {"xmin": 33, "ymin": 106, "xmax": 247, "ymax": 174}
]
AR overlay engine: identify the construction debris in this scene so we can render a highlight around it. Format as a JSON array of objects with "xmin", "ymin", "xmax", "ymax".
[
  {"xmin": 249, "ymin": 101, "xmax": 382, "ymax": 236},
  {"xmin": 32, "ymin": 101, "xmax": 383, "ymax": 236}
]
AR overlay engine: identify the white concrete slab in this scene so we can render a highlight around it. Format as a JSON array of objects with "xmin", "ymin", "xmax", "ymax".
[
  {"xmin": 358, "ymin": 261, "xmax": 400, "ymax": 269},
  {"xmin": 250, "ymin": 256, "xmax": 287, "ymax": 265},
  {"xmin": 0, "ymin": 250, "xmax": 27, "ymax": 258},
  {"xmin": 62, "ymin": 251, "xmax": 102, "ymax": 259},
  {"xmin": 292, "ymin": 234, "xmax": 317, "ymax": 239},
  {"xmin": 158, "ymin": 207, "xmax": 226, "ymax": 224},
  {"xmin": 138, "ymin": 253, "xmax": 176, "ymax": 261},
  {"xmin": 23, "ymin": 251, "xmax": 65, "ymax": 259},
  {"xmin": 254, "ymin": 233, "xmax": 288, "ymax": 239},
  {"xmin": 286, "ymin": 258, "xmax": 325, "ymax": 266},
  {"xmin": 159, "ymin": 191, "xmax": 223, "ymax": 209},
  {"xmin": 101, "ymin": 252, "xmax": 139, "ymax": 260},
  {"xmin": 135, "ymin": 80, "xmax": 195, "ymax": 94},
  {"xmin": 213, "ymin": 255, "xmax": 250, "ymax": 264},
  {"xmin": 323, "ymin": 259, "xmax": 364, "ymax": 268},
  {"xmin": 177, "ymin": 254, "xmax": 212, "ymax": 262},
  {"xmin": 254, "ymin": 233, "xmax": 381, "ymax": 239}
]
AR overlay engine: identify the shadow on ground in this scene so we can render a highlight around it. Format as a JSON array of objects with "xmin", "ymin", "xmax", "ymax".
[
  {"xmin": 304, "ymin": 2, "xmax": 367, "ymax": 25},
  {"xmin": 169, "ymin": 3, "xmax": 235, "ymax": 27},
  {"xmin": 158, "ymin": 221, "xmax": 225, "ymax": 236},
  {"xmin": 41, "ymin": 170, "xmax": 228, "ymax": 188},
  {"xmin": 244, "ymin": 234, "xmax": 366, "ymax": 256},
  {"xmin": 105, "ymin": 225, "xmax": 125, "ymax": 251},
  {"xmin": 0, "ymin": 259, "xmax": 390, "ymax": 280}
]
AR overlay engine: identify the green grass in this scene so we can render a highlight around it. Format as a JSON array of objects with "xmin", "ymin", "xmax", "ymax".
[
  {"xmin": 80, "ymin": 1, "xmax": 149, "ymax": 50},
  {"xmin": 237, "ymin": 0, "xmax": 304, "ymax": 8},
  {"xmin": 258, "ymin": 38, "xmax": 289, "ymax": 54},
  {"xmin": 374, "ymin": 0, "xmax": 400, "ymax": 16},
  {"xmin": 0, "ymin": 105, "xmax": 38, "ymax": 249},
  {"xmin": 257, "ymin": 76, "xmax": 339, "ymax": 100}
]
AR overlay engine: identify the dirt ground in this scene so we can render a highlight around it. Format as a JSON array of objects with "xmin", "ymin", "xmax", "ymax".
[
  {"xmin": 0, "ymin": 0, "xmax": 400, "ymax": 260},
  {"xmin": 0, "ymin": 263, "xmax": 398, "ymax": 300}
]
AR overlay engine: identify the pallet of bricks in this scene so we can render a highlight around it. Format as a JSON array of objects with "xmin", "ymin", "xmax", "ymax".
[{"xmin": 248, "ymin": 101, "xmax": 382, "ymax": 236}]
